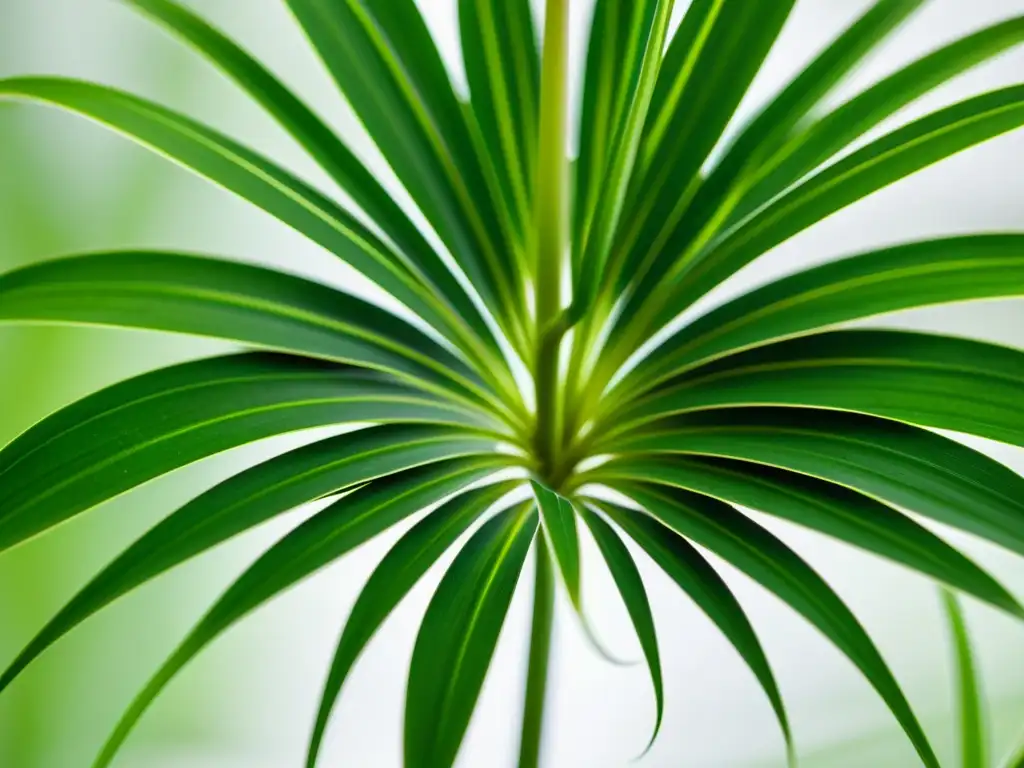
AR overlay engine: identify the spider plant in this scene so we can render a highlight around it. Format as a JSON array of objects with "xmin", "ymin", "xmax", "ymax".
[{"xmin": 2, "ymin": 0, "xmax": 1024, "ymax": 765}]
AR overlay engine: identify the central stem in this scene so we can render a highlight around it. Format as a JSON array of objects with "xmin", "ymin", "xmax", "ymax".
[{"xmin": 533, "ymin": 0, "xmax": 571, "ymax": 484}]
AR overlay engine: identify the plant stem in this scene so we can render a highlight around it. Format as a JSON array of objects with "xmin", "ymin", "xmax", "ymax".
[
  {"xmin": 532, "ymin": 0, "xmax": 571, "ymax": 483},
  {"xmin": 517, "ymin": 535, "xmax": 556, "ymax": 768}
]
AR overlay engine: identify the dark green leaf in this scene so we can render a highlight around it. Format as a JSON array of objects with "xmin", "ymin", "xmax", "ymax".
[
  {"xmin": 307, "ymin": 481, "xmax": 516, "ymax": 768},
  {"xmin": 0, "ymin": 352, "xmax": 501, "ymax": 553},
  {"xmin": 405, "ymin": 503, "xmax": 538, "ymax": 768},
  {"xmin": 0, "ymin": 251, "xmax": 510, "ymax": 419},
  {"xmin": 0, "ymin": 76, "xmax": 463, "ymax": 339},
  {"xmin": 580, "ymin": 507, "xmax": 663, "ymax": 752},
  {"xmin": 592, "ymin": 451, "xmax": 1023, "ymax": 616},
  {"xmin": 943, "ymin": 590, "xmax": 987, "ymax": 768},
  {"xmin": 622, "ymin": 483, "xmax": 939, "ymax": 768},
  {"xmin": 623, "ymin": 235, "xmax": 1024, "ymax": 397},
  {"xmin": 0, "ymin": 439, "xmax": 502, "ymax": 696},
  {"xmin": 616, "ymin": 330, "xmax": 1024, "ymax": 450},
  {"xmin": 91, "ymin": 461, "xmax": 498, "ymax": 768},
  {"xmin": 125, "ymin": 0, "xmax": 511, "ymax": 377},
  {"xmin": 592, "ymin": 500, "xmax": 793, "ymax": 764}
]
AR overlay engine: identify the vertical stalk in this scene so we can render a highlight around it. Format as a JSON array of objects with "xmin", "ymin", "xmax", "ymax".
[
  {"xmin": 532, "ymin": 0, "xmax": 571, "ymax": 483},
  {"xmin": 517, "ymin": 535, "xmax": 556, "ymax": 768}
]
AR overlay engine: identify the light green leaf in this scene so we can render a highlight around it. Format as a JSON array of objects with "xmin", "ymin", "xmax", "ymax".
[
  {"xmin": 615, "ymin": 330, "xmax": 1024, "ymax": 450},
  {"xmin": 592, "ymin": 452, "xmax": 1023, "ymax": 616},
  {"xmin": 580, "ymin": 507, "xmax": 663, "ymax": 753},
  {"xmin": 623, "ymin": 483, "xmax": 939, "ymax": 768},
  {"xmin": 517, "ymin": 531, "xmax": 556, "ymax": 768},
  {"xmin": 404, "ymin": 503, "xmax": 538, "ymax": 768},
  {"xmin": 306, "ymin": 481, "xmax": 516, "ymax": 768},
  {"xmin": 943, "ymin": 590, "xmax": 987, "ymax": 768},
  {"xmin": 592, "ymin": 499, "xmax": 793, "ymax": 764},
  {"xmin": 91, "ymin": 462, "xmax": 497, "ymax": 768},
  {"xmin": 530, "ymin": 480, "xmax": 581, "ymax": 607},
  {"xmin": 0, "ymin": 441, "xmax": 502, "ymax": 696}
]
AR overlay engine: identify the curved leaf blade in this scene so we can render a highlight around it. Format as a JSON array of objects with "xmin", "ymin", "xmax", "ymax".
[
  {"xmin": 91, "ymin": 461, "xmax": 497, "ymax": 768},
  {"xmin": 580, "ymin": 507, "xmax": 664, "ymax": 753},
  {"xmin": 404, "ymin": 503, "xmax": 538, "ymax": 768},
  {"xmin": 0, "ymin": 437, "xmax": 501, "ymax": 696},
  {"xmin": 306, "ymin": 480, "xmax": 515, "ymax": 768},
  {"xmin": 530, "ymin": 480, "xmax": 581, "ymax": 607},
  {"xmin": 593, "ymin": 453, "xmax": 1023, "ymax": 617},
  {"xmin": 0, "ymin": 251, "xmax": 506, "ymax": 417},
  {"xmin": 0, "ymin": 352, "xmax": 499, "ymax": 553},
  {"xmin": 623, "ymin": 483, "xmax": 940, "ymax": 768},
  {"xmin": 591, "ymin": 500, "xmax": 794, "ymax": 764},
  {"xmin": 943, "ymin": 590, "xmax": 987, "ymax": 768}
]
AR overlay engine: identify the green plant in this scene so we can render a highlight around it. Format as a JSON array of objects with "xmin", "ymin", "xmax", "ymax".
[{"xmin": 1, "ymin": 0, "xmax": 1024, "ymax": 765}]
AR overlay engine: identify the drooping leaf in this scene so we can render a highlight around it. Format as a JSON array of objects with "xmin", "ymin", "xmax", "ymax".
[
  {"xmin": 0, "ymin": 77, "xmax": 465, "ymax": 342},
  {"xmin": 592, "ymin": 454, "xmax": 1023, "ymax": 617},
  {"xmin": 622, "ymin": 483, "xmax": 939, "ymax": 768},
  {"xmin": 580, "ymin": 506, "xmax": 664, "ymax": 752},
  {"xmin": 592, "ymin": 500, "xmax": 794, "ymax": 764},
  {"xmin": 943, "ymin": 590, "xmax": 987, "ymax": 768},
  {"xmin": 0, "ymin": 251, "xmax": 516, "ymax": 422},
  {"xmin": 614, "ymin": 330, "xmax": 1024, "ymax": 449},
  {"xmin": 307, "ymin": 481, "xmax": 516, "ymax": 768},
  {"xmin": 404, "ymin": 503, "xmax": 538, "ymax": 768},
  {"xmin": 517, "ymin": 531, "xmax": 556, "ymax": 768},
  {"xmin": 0, "ymin": 444, "xmax": 502, "ymax": 696},
  {"xmin": 91, "ymin": 462, "xmax": 499, "ymax": 768}
]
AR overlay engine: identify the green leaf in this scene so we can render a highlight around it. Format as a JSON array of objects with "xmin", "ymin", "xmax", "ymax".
[
  {"xmin": 648, "ymin": 85, "xmax": 1024, "ymax": 335},
  {"xmin": 306, "ymin": 481, "xmax": 515, "ymax": 768},
  {"xmin": 91, "ymin": 462, "xmax": 497, "ymax": 768},
  {"xmin": 609, "ymin": 0, "xmax": 798, "ymax": 304},
  {"xmin": 404, "ymin": 503, "xmax": 538, "ymax": 768},
  {"xmin": 124, "ymin": 0, "xmax": 509, "ymax": 377},
  {"xmin": 459, "ymin": 0, "xmax": 539, "ymax": 250},
  {"xmin": 0, "ymin": 440, "xmax": 502, "ymax": 696},
  {"xmin": 622, "ymin": 483, "xmax": 939, "ymax": 768},
  {"xmin": 1004, "ymin": 734, "xmax": 1024, "ymax": 768},
  {"xmin": 591, "ymin": 452, "xmax": 1023, "ymax": 616},
  {"xmin": 0, "ymin": 76, "xmax": 463, "ymax": 341},
  {"xmin": 739, "ymin": 14, "xmax": 1024, "ymax": 222},
  {"xmin": 615, "ymin": 330, "xmax": 1024, "ymax": 450},
  {"xmin": 617, "ymin": 0, "xmax": 925, "ymax": 310},
  {"xmin": 579, "ymin": 507, "xmax": 663, "ymax": 753},
  {"xmin": 0, "ymin": 251, "xmax": 512, "ymax": 421},
  {"xmin": 592, "ymin": 500, "xmax": 793, "ymax": 764},
  {"xmin": 943, "ymin": 590, "xmax": 987, "ymax": 768},
  {"xmin": 623, "ymin": 234, "xmax": 1024, "ymax": 398},
  {"xmin": 530, "ymin": 480, "xmax": 581, "ymax": 607},
  {"xmin": 571, "ymin": 0, "xmax": 673, "ymax": 317},
  {"xmin": 0, "ymin": 352, "xmax": 501, "ymax": 553},
  {"xmin": 285, "ymin": 0, "xmax": 526, "ymax": 345}
]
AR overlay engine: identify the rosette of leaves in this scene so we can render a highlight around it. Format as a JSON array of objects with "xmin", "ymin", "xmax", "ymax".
[{"xmin": 2, "ymin": 1, "xmax": 1024, "ymax": 766}]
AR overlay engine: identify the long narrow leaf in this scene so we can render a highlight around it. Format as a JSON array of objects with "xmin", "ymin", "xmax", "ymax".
[
  {"xmin": 91, "ymin": 462, "xmax": 498, "ymax": 768},
  {"xmin": 592, "ymin": 500, "xmax": 794, "ymax": 764},
  {"xmin": 623, "ymin": 483, "xmax": 940, "ymax": 768},
  {"xmin": 530, "ymin": 480, "xmax": 581, "ymax": 607},
  {"xmin": 615, "ymin": 330, "xmax": 1024, "ymax": 450},
  {"xmin": 592, "ymin": 455, "xmax": 1023, "ymax": 617},
  {"xmin": 306, "ymin": 481, "xmax": 516, "ymax": 768},
  {"xmin": 404, "ymin": 503, "xmax": 538, "ymax": 768},
  {"xmin": 0, "ymin": 442, "xmax": 502, "ymax": 696},
  {"xmin": 943, "ymin": 590, "xmax": 987, "ymax": 768}
]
